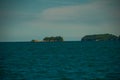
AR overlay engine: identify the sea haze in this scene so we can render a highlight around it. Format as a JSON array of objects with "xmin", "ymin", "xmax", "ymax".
[{"xmin": 1, "ymin": 41, "xmax": 120, "ymax": 80}]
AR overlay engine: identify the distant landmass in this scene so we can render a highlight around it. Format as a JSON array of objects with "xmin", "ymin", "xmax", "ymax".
[
  {"xmin": 118, "ymin": 36, "xmax": 120, "ymax": 41},
  {"xmin": 31, "ymin": 34, "xmax": 120, "ymax": 42},
  {"xmin": 81, "ymin": 34, "xmax": 119, "ymax": 41}
]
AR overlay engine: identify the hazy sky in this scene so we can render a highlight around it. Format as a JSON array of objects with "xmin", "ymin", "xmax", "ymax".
[{"xmin": 0, "ymin": 0, "xmax": 120, "ymax": 41}]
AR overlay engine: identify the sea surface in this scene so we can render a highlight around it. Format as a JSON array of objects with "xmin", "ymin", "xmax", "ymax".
[{"xmin": 0, "ymin": 41, "xmax": 120, "ymax": 80}]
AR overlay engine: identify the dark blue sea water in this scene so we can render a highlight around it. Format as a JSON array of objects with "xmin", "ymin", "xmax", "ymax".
[{"xmin": 0, "ymin": 41, "xmax": 120, "ymax": 80}]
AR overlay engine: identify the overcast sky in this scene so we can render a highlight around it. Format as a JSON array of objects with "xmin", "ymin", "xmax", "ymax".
[{"xmin": 0, "ymin": 0, "xmax": 120, "ymax": 41}]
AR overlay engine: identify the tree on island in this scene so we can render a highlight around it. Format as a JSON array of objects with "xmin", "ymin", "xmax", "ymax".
[{"xmin": 43, "ymin": 36, "xmax": 64, "ymax": 42}]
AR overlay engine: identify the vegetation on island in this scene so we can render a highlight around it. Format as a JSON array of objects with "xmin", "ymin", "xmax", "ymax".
[
  {"xmin": 81, "ymin": 34, "xmax": 118, "ymax": 41},
  {"xmin": 43, "ymin": 36, "xmax": 64, "ymax": 42}
]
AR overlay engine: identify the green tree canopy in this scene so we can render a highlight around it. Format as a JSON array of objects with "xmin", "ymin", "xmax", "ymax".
[{"xmin": 43, "ymin": 36, "xmax": 64, "ymax": 42}]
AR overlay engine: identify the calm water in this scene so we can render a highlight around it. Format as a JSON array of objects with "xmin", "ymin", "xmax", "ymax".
[{"xmin": 0, "ymin": 41, "xmax": 120, "ymax": 80}]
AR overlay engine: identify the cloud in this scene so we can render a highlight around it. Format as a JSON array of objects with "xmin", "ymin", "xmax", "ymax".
[
  {"xmin": 41, "ymin": 5, "xmax": 80, "ymax": 21},
  {"xmin": 41, "ymin": 4, "xmax": 97, "ymax": 21},
  {"xmin": 41, "ymin": 0, "xmax": 119, "ymax": 23}
]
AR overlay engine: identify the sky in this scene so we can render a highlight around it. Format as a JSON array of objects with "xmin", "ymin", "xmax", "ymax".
[{"xmin": 0, "ymin": 0, "xmax": 120, "ymax": 41}]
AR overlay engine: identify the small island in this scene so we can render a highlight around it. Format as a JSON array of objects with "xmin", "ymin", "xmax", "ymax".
[
  {"xmin": 31, "ymin": 36, "xmax": 64, "ymax": 42},
  {"xmin": 81, "ymin": 34, "xmax": 118, "ymax": 41}
]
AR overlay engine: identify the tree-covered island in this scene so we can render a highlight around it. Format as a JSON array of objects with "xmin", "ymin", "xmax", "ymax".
[{"xmin": 81, "ymin": 34, "xmax": 119, "ymax": 41}]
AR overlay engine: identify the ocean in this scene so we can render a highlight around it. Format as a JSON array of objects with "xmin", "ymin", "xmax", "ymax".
[{"xmin": 0, "ymin": 41, "xmax": 120, "ymax": 80}]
